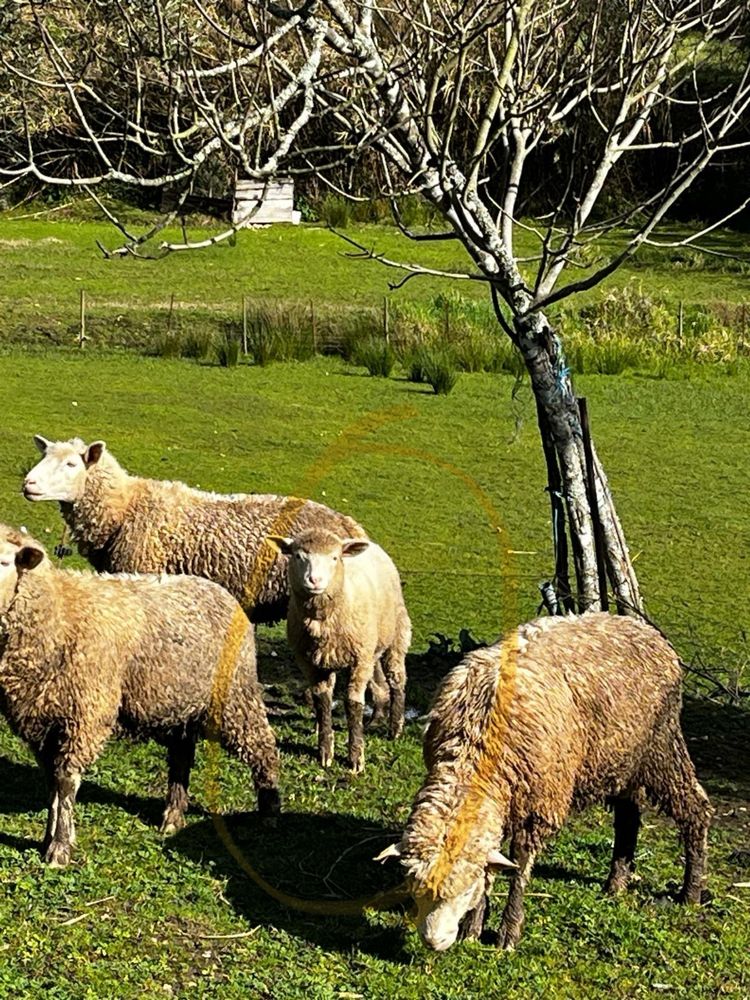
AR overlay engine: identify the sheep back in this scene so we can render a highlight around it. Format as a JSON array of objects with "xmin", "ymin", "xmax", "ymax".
[{"xmin": 69, "ymin": 463, "xmax": 365, "ymax": 623}]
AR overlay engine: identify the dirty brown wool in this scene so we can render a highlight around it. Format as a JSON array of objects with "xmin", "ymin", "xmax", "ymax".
[
  {"xmin": 0, "ymin": 526, "xmax": 280, "ymax": 867},
  {"xmin": 395, "ymin": 613, "xmax": 712, "ymax": 951}
]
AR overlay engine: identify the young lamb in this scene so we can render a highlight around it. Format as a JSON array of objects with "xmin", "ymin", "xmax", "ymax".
[
  {"xmin": 0, "ymin": 525, "xmax": 280, "ymax": 867},
  {"xmin": 270, "ymin": 528, "xmax": 411, "ymax": 773},
  {"xmin": 377, "ymin": 613, "xmax": 712, "ymax": 952}
]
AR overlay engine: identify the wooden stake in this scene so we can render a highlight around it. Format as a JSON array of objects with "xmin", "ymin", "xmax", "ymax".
[
  {"xmin": 167, "ymin": 292, "xmax": 175, "ymax": 335},
  {"xmin": 678, "ymin": 300, "xmax": 684, "ymax": 344},
  {"xmin": 536, "ymin": 400, "xmax": 574, "ymax": 613},
  {"xmin": 383, "ymin": 297, "xmax": 390, "ymax": 344},
  {"xmin": 242, "ymin": 296, "xmax": 248, "ymax": 355},
  {"xmin": 78, "ymin": 288, "xmax": 86, "ymax": 348},
  {"xmin": 577, "ymin": 397, "xmax": 609, "ymax": 612},
  {"xmin": 311, "ymin": 300, "xmax": 317, "ymax": 354}
]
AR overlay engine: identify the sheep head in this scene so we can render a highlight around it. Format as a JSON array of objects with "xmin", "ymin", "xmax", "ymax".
[
  {"xmin": 268, "ymin": 529, "xmax": 369, "ymax": 600},
  {"xmin": 375, "ymin": 840, "xmax": 515, "ymax": 951},
  {"xmin": 24, "ymin": 436, "xmax": 106, "ymax": 503},
  {"xmin": 0, "ymin": 526, "xmax": 46, "ymax": 615}
]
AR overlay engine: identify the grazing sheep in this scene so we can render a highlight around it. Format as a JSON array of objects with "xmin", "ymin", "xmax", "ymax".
[
  {"xmin": 270, "ymin": 528, "xmax": 411, "ymax": 773},
  {"xmin": 23, "ymin": 435, "xmax": 366, "ymax": 625},
  {"xmin": 377, "ymin": 613, "xmax": 712, "ymax": 951},
  {"xmin": 0, "ymin": 525, "xmax": 280, "ymax": 867}
]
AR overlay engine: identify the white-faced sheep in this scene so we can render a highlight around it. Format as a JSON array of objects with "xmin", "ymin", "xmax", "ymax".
[
  {"xmin": 270, "ymin": 528, "xmax": 411, "ymax": 773},
  {"xmin": 377, "ymin": 612, "xmax": 712, "ymax": 951},
  {"xmin": 0, "ymin": 525, "xmax": 280, "ymax": 867}
]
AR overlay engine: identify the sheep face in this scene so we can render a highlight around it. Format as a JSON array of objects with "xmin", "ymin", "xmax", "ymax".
[
  {"xmin": 0, "ymin": 530, "xmax": 44, "ymax": 614},
  {"xmin": 270, "ymin": 530, "xmax": 369, "ymax": 599},
  {"xmin": 411, "ymin": 879, "xmax": 486, "ymax": 951},
  {"xmin": 376, "ymin": 842, "xmax": 515, "ymax": 951},
  {"xmin": 24, "ymin": 436, "xmax": 105, "ymax": 503}
]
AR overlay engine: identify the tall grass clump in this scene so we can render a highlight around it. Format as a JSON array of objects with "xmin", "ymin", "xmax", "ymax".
[
  {"xmin": 422, "ymin": 346, "xmax": 460, "ymax": 395},
  {"xmin": 353, "ymin": 336, "xmax": 396, "ymax": 377},
  {"xmin": 153, "ymin": 331, "xmax": 183, "ymax": 359},
  {"xmin": 180, "ymin": 330, "xmax": 215, "ymax": 360},
  {"xmin": 216, "ymin": 331, "xmax": 241, "ymax": 367},
  {"xmin": 402, "ymin": 343, "xmax": 432, "ymax": 383},
  {"xmin": 318, "ymin": 195, "xmax": 354, "ymax": 229}
]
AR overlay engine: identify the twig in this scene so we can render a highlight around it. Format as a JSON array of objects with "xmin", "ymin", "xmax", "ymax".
[{"xmin": 174, "ymin": 928, "xmax": 260, "ymax": 940}]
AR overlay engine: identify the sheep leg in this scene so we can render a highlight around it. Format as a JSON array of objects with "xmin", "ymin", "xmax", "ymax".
[
  {"xmin": 35, "ymin": 740, "xmax": 59, "ymax": 853},
  {"xmin": 220, "ymin": 700, "xmax": 282, "ymax": 819},
  {"xmin": 367, "ymin": 661, "xmax": 390, "ymax": 729},
  {"xmin": 457, "ymin": 871, "xmax": 495, "ymax": 942},
  {"xmin": 604, "ymin": 796, "xmax": 641, "ymax": 894},
  {"xmin": 310, "ymin": 670, "xmax": 336, "ymax": 768},
  {"xmin": 44, "ymin": 769, "xmax": 82, "ymax": 868},
  {"xmin": 496, "ymin": 840, "xmax": 536, "ymax": 951},
  {"xmin": 160, "ymin": 732, "xmax": 197, "ymax": 835},
  {"xmin": 381, "ymin": 645, "xmax": 406, "ymax": 740},
  {"xmin": 345, "ymin": 666, "xmax": 369, "ymax": 774},
  {"xmin": 644, "ymin": 732, "xmax": 713, "ymax": 903}
]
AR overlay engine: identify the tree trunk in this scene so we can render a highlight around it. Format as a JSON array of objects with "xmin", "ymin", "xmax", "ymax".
[{"xmin": 514, "ymin": 312, "xmax": 642, "ymax": 614}]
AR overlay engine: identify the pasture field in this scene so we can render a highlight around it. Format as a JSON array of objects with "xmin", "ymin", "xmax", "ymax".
[
  {"xmin": 1, "ymin": 213, "xmax": 749, "ymax": 353},
  {"xmin": 0, "ymin": 351, "xmax": 748, "ymax": 999}
]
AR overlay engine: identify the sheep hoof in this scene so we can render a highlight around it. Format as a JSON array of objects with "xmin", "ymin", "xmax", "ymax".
[
  {"xmin": 603, "ymin": 877, "xmax": 628, "ymax": 896},
  {"xmin": 348, "ymin": 757, "xmax": 365, "ymax": 775},
  {"xmin": 258, "ymin": 788, "xmax": 282, "ymax": 820},
  {"xmin": 320, "ymin": 749, "xmax": 334, "ymax": 768},
  {"xmin": 44, "ymin": 842, "xmax": 72, "ymax": 868},
  {"xmin": 495, "ymin": 920, "xmax": 522, "ymax": 951},
  {"xmin": 159, "ymin": 812, "xmax": 186, "ymax": 836}
]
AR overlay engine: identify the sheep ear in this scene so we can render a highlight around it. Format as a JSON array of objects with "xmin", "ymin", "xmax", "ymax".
[
  {"xmin": 267, "ymin": 535, "xmax": 294, "ymax": 555},
  {"xmin": 15, "ymin": 545, "xmax": 44, "ymax": 572},
  {"xmin": 374, "ymin": 842, "xmax": 402, "ymax": 863},
  {"xmin": 33, "ymin": 434, "xmax": 50, "ymax": 455},
  {"xmin": 486, "ymin": 849, "xmax": 516, "ymax": 870},
  {"xmin": 83, "ymin": 441, "xmax": 106, "ymax": 467},
  {"xmin": 341, "ymin": 539, "xmax": 369, "ymax": 558}
]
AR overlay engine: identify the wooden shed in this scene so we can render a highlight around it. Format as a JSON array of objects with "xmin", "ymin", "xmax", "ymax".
[{"xmin": 233, "ymin": 178, "xmax": 300, "ymax": 226}]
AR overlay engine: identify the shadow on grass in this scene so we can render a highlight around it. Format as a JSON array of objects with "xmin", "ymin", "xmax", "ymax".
[
  {"xmin": 0, "ymin": 753, "xmax": 208, "ymax": 846},
  {"xmin": 681, "ymin": 696, "xmax": 750, "ymax": 799},
  {"xmin": 166, "ymin": 809, "xmax": 413, "ymax": 962}
]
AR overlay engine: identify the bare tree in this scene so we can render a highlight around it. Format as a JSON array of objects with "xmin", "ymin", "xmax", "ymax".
[{"xmin": 3, "ymin": 0, "xmax": 750, "ymax": 611}]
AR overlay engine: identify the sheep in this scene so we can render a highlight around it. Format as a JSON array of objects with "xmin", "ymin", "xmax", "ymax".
[
  {"xmin": 269, "ymin": 527, "xmax": 411, "ymax": 773},
  {"xmin": 376, "ymin": 612, "xmax": 712, "ymax": 952},
  {"xmin": 0, "ymin": 525, "xmax": 280, "ymax": 867},
  {"xmin": 23, "ymin": 435, "xmax": 394, "ymax": 724}
]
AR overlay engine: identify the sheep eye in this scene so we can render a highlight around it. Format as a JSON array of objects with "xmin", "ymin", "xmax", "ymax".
[{"xmin": 65, "ymin": 460, "xmax": 77, "ymax": 468}]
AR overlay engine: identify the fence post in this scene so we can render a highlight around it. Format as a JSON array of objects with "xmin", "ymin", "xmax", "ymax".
[
  {"xmin": 242, "ymin": 296, "xmax": 248, "ymax": 355},
  {"xmin": 383, "ymin": 297, "xmax": 390, "ymax": 345},
  {"xmin": 678, "ymin": 299, "xmax": 684, "ymax": 345},
  {"xmin": 167, "ymin": 292, "xmax": 175, "ymax": 336},
  {"xmin": 741, "ymin": 301, "xmax": 746, "ymax": 346},
  {"xmin": 310, "ymin": 300, "xmax": 317, "ymax": 354},
  {"xmin": 78, "ymin": 288, "xmax": 87, "ymax": 348}
]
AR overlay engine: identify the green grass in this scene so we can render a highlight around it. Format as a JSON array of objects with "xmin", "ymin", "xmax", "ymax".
[{"xmin": 0, "ymin": 350, "xmax": 748, "ymax": 998}]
